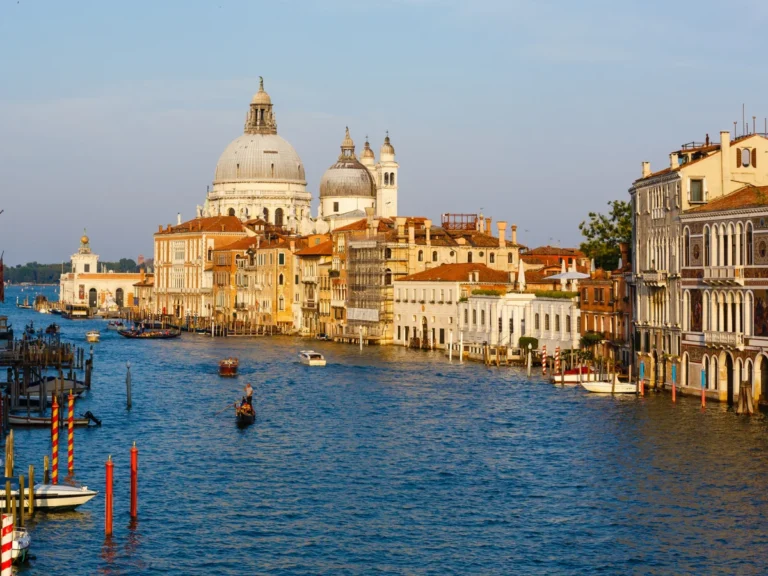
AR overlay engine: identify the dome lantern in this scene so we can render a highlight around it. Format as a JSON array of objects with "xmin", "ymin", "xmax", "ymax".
[{"xmin": 244, "ymin": 76, "xmax": 277, "ymax": 135}]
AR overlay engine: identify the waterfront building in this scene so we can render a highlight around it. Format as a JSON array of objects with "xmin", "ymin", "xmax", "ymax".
[
  {"xmin": 295, "ymin": 239, "xmax": 333, "ymax": 336},
  {"xmin": 153, "ymin": 215, "xmax": 249, "ymax": 318},
  {"xmin": 521, "ymin": 246, "xmax": 590, "ymax": 274},
  {"xmin": 59, "ymin": 233, "xmax": 144, "ymax": 311},
  {"xmin": 679, "ymin": 185, "xmax": 768, "ymax": 404},
  {"xmin": 132, "ymin": 271, "xmax": 155, "ymax": 314},
  {"xmin": 528, "ymin": 295, "xmax": 580, "ymax": 352},
  {"xmin": 631, "ymin": 131, "xmax": 768, "ymax": 386}
]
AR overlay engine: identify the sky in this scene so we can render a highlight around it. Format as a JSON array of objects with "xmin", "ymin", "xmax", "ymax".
[{"xmin": 2, "ymin": 0, "xmax": 768, "ymax": 264}]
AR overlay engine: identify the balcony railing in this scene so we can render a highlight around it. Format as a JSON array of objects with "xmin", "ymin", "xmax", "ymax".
[
  {"xmin": 302, "ymin": 300, "xmax": 316, "ymax": 309},
  {"xmin": 703, "ymin": 266, "xmax": 744, "ymax": 286},
  {"xmin": 641, "ymin": 270, "xmax": 668, "ymax": 285},
  {"xmin": 302, "ymin": 274, "xmax": 318, "ymax": 283},
  {"xmin": 331, "ymin": 299, "xmax": 346, "ymax": 308},
  {"xmin": 704, "ymin": 331, "xmax": 744, "ymax": 348}
]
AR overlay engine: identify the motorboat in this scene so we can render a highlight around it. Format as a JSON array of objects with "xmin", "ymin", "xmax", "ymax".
[
  {"xmin": 298, "ymin": 350, "xmax": 326, "ymax": 366},
  {"xmin": 12, "ymin": 527, "xmax": 30, "ymax": 564},
  {"xmin": 27, "ymin": 375, "xmax": 87, "ymax": 397},
  {"xmin": 0, "ymin": 484, "xmax": 98, "ymax": 512},
  {"xmin": 581, "ymin": 376, "xmax": 637, "ymax": 394},
  {"xmin": 552, "ymin": 366, "xmax": 595, "ymax": 385},
  {"xmin": 8, "ymin": 414, "xmax": 94, "ymax": 427},
  {"xmin": 85, "ymin": 330, "xmax": 100, "ymax": 343},
  {"xmin": 219, "ymin": 357, "xmax": 239, "ymax": 377}
]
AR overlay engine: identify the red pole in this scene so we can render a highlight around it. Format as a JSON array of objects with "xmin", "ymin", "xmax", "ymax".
[
  {"xmin": 67, "ymin": 392, "xmax": 74, "ymax": 475},
  {"xmin": 640, "ymin": 378, "xmax": 644, "ymax": 397},
  {"xmin": 130, "ymin": 442, "xmax": 138, "ymax": 519},
  {"xmin": 51, "ymin": 397, "xmax": 59, "ymax": 485},
  {"xmin": 105, "ymin": 456, "xmax": 113, "ymax": 536}
]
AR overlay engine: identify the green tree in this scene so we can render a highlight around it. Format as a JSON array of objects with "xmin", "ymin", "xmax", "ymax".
[{"xmin": 578, "ymin": 200, "xmax": 631, "ymax": 270}]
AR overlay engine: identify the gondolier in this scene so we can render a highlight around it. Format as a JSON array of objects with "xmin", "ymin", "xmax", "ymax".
[{"xmin": 244, "ymin": 383, "xmax": 253, "ymax": 405}]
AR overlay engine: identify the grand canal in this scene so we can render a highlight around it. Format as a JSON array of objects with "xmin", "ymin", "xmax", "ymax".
[{"xmin": 3, "ymin": 286, "xmax": 768, "ymax": 574}]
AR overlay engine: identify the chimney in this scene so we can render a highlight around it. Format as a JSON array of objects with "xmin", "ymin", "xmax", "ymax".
[
  {"xmin": 485, "ymin": 217, "xmax": 491, "ymax": 234},
  {"xmin": 642, "ymin": 161, "xmax": 651, "ymax": 178},
  {"xmin": 511, "ymin": 225, "xmax": 518, "ymax": 245},
  {"xmin": 396, "ymin": 217, "xmax": 407, "ymax": 240},
  {"xmin": 720, "ymin": 130, "xmax": 731, "ymax": 195},
  {"xmin": 140, "ymin": 269, "xmax": 146, "ymax": 282},
  {"xmin": 619, "ymin": 242, "xmax": 629, "ymax": 270},
  {"xmin": 166, "ymin": 224, "xmax": 171, "ymax": 232},
  {"xmin": 290, "ymin": 240, "xmax": 295, "ymax": 252},
  {"xmin": 669, "ymin": 153, "xmax": 678, "ymax": 169},
  {"xmin": 177, "ymin": 212, "xmax": 182, "ymax": 225},
  {"xmin": 408, "ymin": 224, "xmax": 415, "ymax": 245},
  {"xmin": 425, "ymin": 219, "xmax": 432, "ymax": 246},
  {"xmin": 497, "ymin": 221, "xmax": 507, "ymax": 248}
]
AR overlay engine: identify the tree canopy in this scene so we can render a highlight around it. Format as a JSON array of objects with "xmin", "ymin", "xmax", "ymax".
[{"xmin": 578, "ymin": 200, "xmax": 631, "ymax": 270}]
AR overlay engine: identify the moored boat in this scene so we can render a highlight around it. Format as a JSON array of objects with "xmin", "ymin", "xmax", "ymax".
[
  {"xmin": 12, "ymin": 527, "xmax": 30, "ymax": 563},
  {"xmin": 9, "ymin": 412, "xmax": 98, "ymax": 427},
  {"xmin": 0, "ymin": 484, "xmax": 98, "ymax": 512},
  {"xmin": 219, "ymin": 357, "xmax": 239, "ymax": 377},
  {"xmin": 552, "ymin": 366, "xmax": 595, "ymax": 384},
  {"xmin": 298, "ymin": 350, "xmax": 326, "ymax": 366},
  {"xmin": 86, "ymin": 330, "xmax": 100, "ymax": 343},
  {"xmin": 106, "ymin": 320, "xmax": 127, "ymax": 330},
  {"xmin": 581, "ymin": 376, "xmax": 637, "ymax": 394},
  {"xmin": 45, "ymin": 323, "xmax": 60, "ymax": 334},
  {"xmin": 118, "ymin": 328, "xmax": 181, "ymax": 339}
]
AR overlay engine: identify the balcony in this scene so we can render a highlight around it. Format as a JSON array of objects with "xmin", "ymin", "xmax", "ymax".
[
  {"xmin": 641, "ymin": 270, "xmax": 668, "ymax": 286},
  {"xmin": 302, "ymin": 300, "xmax": 316, "ymax": 309},
  {"xmin": 703, "ymin": 266, "xmax": 744, "ymax": 286},
  {"xmin": 331, "ymin": 299, "xmax": 346, "ymax": 308},
  {"xmin": 704, "ymin": 331, "xmax": 744, "ymax": 349},
  {"xmin": 302, "ymin": 274, "xmax": 318, "ymax": 283}
]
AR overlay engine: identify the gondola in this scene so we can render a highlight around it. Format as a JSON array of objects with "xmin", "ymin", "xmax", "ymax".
[
  {"xmin": 235, "ymin": 402, "xmax": 255, "ymax": 427},
  {"xmin": 117, "ymin": 328, "xmax": 181, "ymax": 339},
  {"xmin": 45, "ymin": 323, "xmax": 60, "ymax": 335},
  {"xmin": 219, "ymin": 357, "xmax": 239, "ymax": 377}
]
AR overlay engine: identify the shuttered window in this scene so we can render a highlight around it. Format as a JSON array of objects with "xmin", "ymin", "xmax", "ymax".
[{"xmin": 690, "ymin": 179, "xmax": 704, "ymax": 202}]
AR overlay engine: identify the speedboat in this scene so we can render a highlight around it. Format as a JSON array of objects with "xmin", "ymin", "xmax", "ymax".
[
  {"xmin": 85, "ymin": 330, "xmax": 100, "ymax": 343},
  {"xmin": 12, "ymin": 527, "xmax": 30, "ymax": 563},
  {"xmin": 581, "ymin": 376, "xmax": 637, "ymax": 394},
  {"xmin": 552, "ymin": 366, "xmax": 594, "ymax": 385},
  {"xmin": 298, "ymin": 350, "xmax": 326, "ymax": 366},
  {"xmin": 0, "ymin": 484, "xmax": 97, "ymax": 512},
  {"xmin": 219, "ymin": 357, "xmax": 239, "ymax": 377}
]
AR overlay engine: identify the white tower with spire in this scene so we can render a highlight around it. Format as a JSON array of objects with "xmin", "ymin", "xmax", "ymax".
[{"xmin": 375, "ymin": 132, "xmax": 398, "ymax": 218}]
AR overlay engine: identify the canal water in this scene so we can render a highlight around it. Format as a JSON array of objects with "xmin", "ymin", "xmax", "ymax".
[{"xmin": 3, "ymin": 286, "xmax": 768, "ymax": 574}]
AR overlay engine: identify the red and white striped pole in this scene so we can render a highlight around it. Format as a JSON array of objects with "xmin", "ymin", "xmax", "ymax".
[
  {"xmin": 555, "ymin": 346, "xmax": 561, "ymax": 376},
  {"xmin": 0, "ymin": 515, "xmax": 12, "ymax": 576},
  {"xmin": 542, "ymin": 345, "xmax": 547, "ymax": 376},
  {"xmin": 67, "ymin": 392, "xmax": 75, "ymax": 475},
  {"xmin": 51, "ymin": 397, "xmax": 59, "ymax": 485}
]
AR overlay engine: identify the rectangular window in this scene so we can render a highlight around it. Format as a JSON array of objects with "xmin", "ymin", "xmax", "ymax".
[
  {"xmin": 566, "ymin": 315, "xmax": 571, "ymax": 332},
  {"xmin": 582, "ymin": 288, "xmax": 588, "ymax": 302},
  {"xmin": 535, "ymin": 313, "xmax": 540, "ymax": 330},
  {"xmin": 498, "ymin": 317, "xmax": 503, "ymax": 332},
  {"xmin": 333, "ymin": 202, "xmax": 339, "ymax": 212},
  {"xmin": 439, "ymin": 328, "xmax": 445, "ymax": 344},
  {"xmin": 294, "ymin": 274, "xmax": 299, "ymax": 284},
  {"xmin": 555, "ymin": 315, "xmax": 560, "ymax": 331},
  {"xmin": 431, "ymin": 289, "xmax": 436, "ymax": 302},
  {"xmin": 396, "ymin": 288, "xmax": 401, "ymax": 300},
  {"xmin": 278, "ymin": 253, "xmax": 285, "ymax": 266},
  {"xmin": 481, "ymin": 310, "xmax": 485, "ymax": 325},
  {"xmin": 690, "ymin": 178, "xmax": 704, "ymax": 202},
  {"xmin": 440, "ymin": 289, "xmax": 444, "ymax": 302},
  {"xmin": 473, "ymin": 309, "xmax": 477, "ymax": 325},
  {"xmin": 84, "ymin": 264, "xmax": 90, "ymax": 273},
  {"xmin": 464, "ymin": 309, "xmax": 469, "ymax": 324},
  {"xmin": 398, "ymin": 326, "xmax": 401, "ymax": 340}
]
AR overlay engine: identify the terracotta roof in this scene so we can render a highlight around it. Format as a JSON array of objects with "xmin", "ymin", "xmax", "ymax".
[
  {"xmin": 686, "ymin": 185, "xmax": 768, "ymax": 213},
  {"xmin": 216, "ymin": 236, "xmax": 262, "ymax": 251},
  {"xmin": 398, "ymin": 263, "xmax": 511, "ymax": 283},
  {"xmin": 156, "ymin": 216, "xmax": 246, "ymax": 235},
  {"xmin": 295, "ymin": 240, "xmax": 333, "ymax": 256},
  {"xmin": 524, "ymin": 246, "xmax": 585, "ymax": 257},
  {"xmin": 334, "ymin": 218, "xmax": 394, "ymax": 232}
]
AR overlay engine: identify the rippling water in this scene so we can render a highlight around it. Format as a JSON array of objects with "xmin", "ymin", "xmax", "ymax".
[{"xmin": 4, "ymin": 286, "xmax": 768, "ymax": 574}]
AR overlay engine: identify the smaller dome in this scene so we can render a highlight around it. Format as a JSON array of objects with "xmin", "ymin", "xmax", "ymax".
[
  {"xmin": 381, "ymin": 133, "xmax": 395, "ymax": 155},
  {"xmin": 320, "ymin": 159, "xmax": 377, "ymax": 199},
  {"xmin": 251, "ymin": 76, "xmax": 271, "ymax": 105},
  {"xmin": 361, "ymin": 138, "xmax": 375, "ymax": 159}
]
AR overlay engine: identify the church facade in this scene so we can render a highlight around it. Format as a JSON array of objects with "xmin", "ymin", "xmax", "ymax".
[{"xmin": 198, "ymin": 79, "xmax": 398, "ymax": 233}]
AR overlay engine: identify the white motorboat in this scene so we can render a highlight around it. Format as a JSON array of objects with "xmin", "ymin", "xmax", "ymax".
[
  {"xmin": 298, "ymin": 350, "xmax": 326, "ymax": 366},
  {"xmin": 12, "ymin": 528, "xmax": 30, "ymax": 563},
  {"xmin": 0, "ymin": 484, "xmax": 98, "ymax": 512},
  {"xmin": 581, "ymin": 376, "xmax": 637, "ymax": 394},
  {"xmin": 552, "ymin": 368, "xmax": 595, "ymax": 385},
  {"xmin": 85, "ymin": 330, "xmax": 100, "ymax": 343}
]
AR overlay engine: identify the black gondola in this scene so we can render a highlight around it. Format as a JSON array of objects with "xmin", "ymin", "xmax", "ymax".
[
  {"xmin": 117, "ymin": 329, "xmax": 181, "ymax": 339},
  {"xmin": 235, "ymin": 401, "xmax": 255, "ymax": 427}
]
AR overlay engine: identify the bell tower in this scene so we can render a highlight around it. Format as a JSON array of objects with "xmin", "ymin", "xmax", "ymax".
[{"xmin": 376, "ymin": 132, "xmax": 398, "ymax": 218}]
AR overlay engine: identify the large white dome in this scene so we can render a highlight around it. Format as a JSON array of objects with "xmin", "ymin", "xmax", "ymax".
[{"xmin": 213, "ymin": 133, "xmax": 306, "ymax": 185}]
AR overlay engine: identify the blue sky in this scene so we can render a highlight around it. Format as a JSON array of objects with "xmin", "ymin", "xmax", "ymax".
[{"xmin": 2, "ymin": 0, "xmax": 768, "ymax": 264}]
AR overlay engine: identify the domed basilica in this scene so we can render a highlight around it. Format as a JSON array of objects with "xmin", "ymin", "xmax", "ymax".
[{"xmin": 198, "ymin": 78, "xmax": 398, "ymax": 232}]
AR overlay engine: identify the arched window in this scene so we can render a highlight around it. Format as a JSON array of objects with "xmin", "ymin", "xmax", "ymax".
[
  {"xmin": 714, "ymin": 226, "xmax": 720, "ymax": 266},
  {"xmin": 384, "ymin": 173, "xmax": 390, "ymax": 186},
  {"xmin": 278, "ymin": 274, "xmax": 284, "ymax": 286},
  {"xmin": 704, "ymin": 225, "xmax": 710, "ymax": 266},
  {"xmin": 271, "ymin": 163, "xmax": 275, "ymax": 177},
  {"xmin": 747, "ymin": 222, "xmax": 754, "ymax": 265},
  {"xmin": 263, "ymin": 208, "xmax": 269, "ymax": 222},
  {"xmin": 489, "ymin": 253, "xmax": 495, "ymax": 264},
  {"xmin": 385, "ymin": 247, "xmax": 392, "ymax": 259},
  {"xmin": 432, "ymin": 251, "xmax": 438, "ymax": 262},
  {"xmin": 115, "ymin": 288, "xmax": 124, "ymax": 308},
  {"xmin": 384, "ymin": 269, "xmax": 392, "ymax": 286},
  {"xmin": 390, "ymin": 172, "xmax": 395, "ymax": 186},
  {"xmin": 418, "ymin": 250, "xmax": 424, "ymax": 262},
  {"xmin": 278, "ymin": 295, "xmax": 285, "ymax": 311},
  {"xmin": 684, "ymin": 227, "xmax": 690, "ymax": 266},
  {"xmin": 508, "ymin": 253, "xmax": 513, "ymax": 264},
  {"xmin": 467, "ymin": 252, "xmax": 473, "ymax": 263},
  {"xmin": 275, "ymin": 208, "xmax": 284, "ymax": 227},
  {"xmin": 228, "ymin": 208, "xmax": 235, "ymax": 217}
]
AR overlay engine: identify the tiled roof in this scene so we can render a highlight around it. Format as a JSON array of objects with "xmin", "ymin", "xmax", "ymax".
[
  {"xmin": 333, "ymin": 218, "xmax": 394, "ymax": 232},
  {"xmin": 156, "ymin": 216, "xmax": 246, "ymax": 235},
  {"xmin": 216, "ymin": 236, "xmax": 263, "ymax": 251},
  {"xmin": 686, "ymin": 185, "xmax": 768, "ymax": 213},
  {"xmin": 295, "ymin": 240, "xmax": 333, "ymax": 256},
  {"xmin": 524, "ymin": 246, "xmax": 585, "ymax": 257},
  {"xmin": 398, "ymin": 263, "xmax": 511, "ymax": 283}
]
